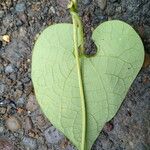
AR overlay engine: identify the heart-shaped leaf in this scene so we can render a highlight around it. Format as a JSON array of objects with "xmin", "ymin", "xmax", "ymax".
[{"xmin": 32, "ymin": 20, "xmax": 144, "ymax": 150}]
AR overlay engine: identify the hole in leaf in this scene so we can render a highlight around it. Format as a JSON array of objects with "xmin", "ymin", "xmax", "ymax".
[{"xmin": 84, "ymin": 39, "xmax": 97, "ymax": 57}]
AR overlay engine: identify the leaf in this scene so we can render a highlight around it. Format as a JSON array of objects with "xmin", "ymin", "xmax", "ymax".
[{"xmin": 31, "ymin": 20, "xmax": 144, "ymax": 150}]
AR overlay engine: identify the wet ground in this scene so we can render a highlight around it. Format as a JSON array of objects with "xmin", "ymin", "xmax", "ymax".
[{"xmin": 0, "ymin": 0, "xmax": 150, "ymax": 150}]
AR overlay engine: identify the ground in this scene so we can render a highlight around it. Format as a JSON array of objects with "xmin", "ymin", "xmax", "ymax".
[{"xmin": 0, "ymin": 0, "xmax": 150, "ymax": 150}]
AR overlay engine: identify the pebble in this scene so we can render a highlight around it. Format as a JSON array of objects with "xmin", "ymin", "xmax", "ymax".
[
  {"xmin": 49, "ymin": 6, "xmax": 56, "ymax": 14},
  {"xmin": 35, "ymin": 114, "xmax": 47, "ymax": 128},
  {"xmin": 0, "ymin": 11, "xmax": 4, "ymax": 18},
  {"xmin": 9, "ymin": 73, "xmax": 17, "ymax": 81},
  {"xmin": 97, "ymin": 0, "xmax": 107, "ymax": 10},
  {"xmin": 5, "ymin": 65, "xmax": 14, "ymax": 74},
  {"xmin": 3, "ymin": 40, "xmax": 24, "ymax": 64},
  {"xmin": 5, "ymin": 0, "xmax": 13, "ymax": 8},
  {"xmin": 65, "ymin": 144, "xmax": 75, "ymax": 150},
  {"xmin": 22, "ymin": 136, "xmax": 38, "ymax": 150},
  {"xmin": 26, "ymin": 94, "xmax": 38, "ymax": 112},
  {"xmin": 25, "ymin": 116, "xmax": 33, "ymax": 131},
  {"xmin": 0, "ymin": 126, "xmax": 5, "ymax": 133},
  {"xmin": 0, "ymin": 139, "xmax": 14, "ymax": 150},
  {"xmin": 15, "ymin": 3, "xmax": 26, "ymax": 12},
  {"xmin": 6, "ymin": 116, "xmax": 21, "ymax": 132},
  {"xmin": 18, "ymin": 13, "xmax": 28, "ymax": 23},
  {"xmin": 116, "ymin": 6, "xmax": 122, "ymax": 13},
  {"xmin": 0, "ymin": 106, "xmax": 7, "ymax": 115},
  {"xmin": 82, "ymin": 0, "xmax": 92, "ymax": 5},
  {"xmin": 16, "ymin": 97, "xmax": 25, "ymax": 107},
  {"xmin": 16, "ymin": 19, "xmax": 23, "ymax": 27},
  {"xmin": 2, "ymin": 35, "xmax": 10, "ymax": 43},
  {"xmin": 60, "ymin": 139, "xmax": 69, "ymax": 149},
  {"xmin": 57, "ymin": 0, "xmax": 70, "ymax": 8},
  {"xmin": 0, "ymin": 83, "xmax": 5, "ymax": 94},
  {"xmin": 14, "ymin": 89, "xmax": 23, "ymax": 99},
  {"xmin": 19, "ymin": 27, "xmax": 27, "ymax": 37},
  {"xmin": 38, "ymin": 145, "xmax": 48, "ymax": 150},
  {"xmin": 28, "ymin": 130, "xmax": 36, "ymax": 138},
  {"xmin": 101, "ymin": 139, "xmax": 114, "ymax": 149},
  {"xmin": 44, "ymin": 126, "xmax": 64, "ymax": 144},
  {"xmin": 93, "ymin": 7, "xmax": 108, "ymax": 23},
  {"xmin": 106, "ymin": 4, "xmax": 116, "ymax": 16}
]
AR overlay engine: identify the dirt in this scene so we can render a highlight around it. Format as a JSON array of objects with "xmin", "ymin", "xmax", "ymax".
[{"xmin": 0, "ymin": 0, "xmax": 150, "ymax": 150}]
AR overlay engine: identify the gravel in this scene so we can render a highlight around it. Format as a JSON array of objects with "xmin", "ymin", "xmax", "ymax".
[
  {"xmin": 44, "ymin": 126, "xmax": 65, "ymax": 144},
  {"xmin": 22, "ymin": 136, "xmax": 38, "ymax": 150},
  {"xmin": 96, "ymin": 0, "xmax": 107, "ymax": 10},
  {"xmin": 82, "ymin": 0, "xmax": 92, "ymax": 5},
  {"xmin": 15, "ymin": 2, "xmax": 26, "ymax": 12},
  {"xmin": 0, "ymin": 0, "xmax": 149, "ymax": 149},
  {"xmin": 0, "ymin": 139, "xmax": 14, "ymax": 150},
  {"xmin": 5, "ymin": 116, "xmax": 21, "ymax": 132},
  {"xmin": 5, "ymin": 65, "xmax": 15, "ymax": 74}
]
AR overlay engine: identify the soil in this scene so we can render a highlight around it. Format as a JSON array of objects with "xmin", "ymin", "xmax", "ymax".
[{"xmin": 0, "ymin": 0, "xmax": 150, "ymax": 150}]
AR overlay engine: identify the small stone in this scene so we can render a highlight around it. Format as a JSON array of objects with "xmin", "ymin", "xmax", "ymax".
[
  {"xmin": 5, "ymin": 64, "xmax": 14, "ymax": 74},
  {"xmin": 101, "ymin": 139, "xmax": 114, "ymax": 149},
  {"xmin": 0, "ymin": 126, "xmax": 5, "ymax": 133},
  {"xmin": 16, "ymin": 19, "xmax": 23, "ymax": 27},
  {"xmin": 28, "ymin": 130, "xmax": 36, "ymax": 138},
  {"xmin": 26, "ymin": 94, "xmax": 38, "ymax": 112},
  {"xmin": 0, "ymin": 11, "xmax": 4, "ymax": 18},
  {"xmin": 38, "ymin": 145, "xmax": 48, "ymax": 150},
  {"xmin": 25, "ymin": 117, "xmax": 33, "ymax": 132},
  {"xmin": 65, "ymin": 144, "xmax": 75, "ymax": 150},
  {"xmin": 9, "ymin": 73, "xmax": 17, "ymax": 81},
  {"xmin": 97, "ymin": 0, "xmax": 107, "ymax": 10},
  {"xmin": 82, "ymin": 0, "xmax": 92, "ymax": 5},
  {"xmin": 19, "ymin": 27, "xmax": 27, "ymax": 37},
  {"xmin": 17, "ymin": 108, "xmax": 25, "ymax": 114},
  {"xmin": 0, "ymin": 106, "xmax": 7, "ymax": 115},
  {"xmin": 18, "ymin": 13, "xmax": 28, "ymax": 23},
  {"xmin": 0, "ymin": 83, "xmax": 5, "ymax": 94},
  {"xmin": 49, "ymin": 6, "xmax": 56, "ymax": 14},
  {"xmin": 6, "ymin": 116, "xmax": 21, "ymax": 132},
  {"xmin": 16, "ymin": 97, "xmax": 25, "ymax": 107},
  {"xmin": 15, "ymin": 3, "xmax": 26, "ymax": 12},
  {"xmin": 0, "ymin": 139, "xmax": 14, "ymax": 150},
  {"xmin": 14, "ymin": 89, "xmax": 23, "ymax": 99},
  {"xmin": 3, "ymin": 40, "xmax": 28, "ymax": 64},
  {"xmin": 116, "ymin": 6, "xmax": 122, "ymax": 13},
  {"xmin": 57, "ymin": 0, "xmax": 70, "ymax": 8},
  {"xmin": 129, "ymin": 141, "xmax": 134, "ymax": 148},
  {"xmin": 106, "ymin": 4, "xmax": 116, "ymax": 16},
  {"xmin": 27, "ymin": 59, "xmax": 31, "ymax": 63},
  {"xmin": 6, "ymin": 0, "xmax": 13, "ymax": 8},
  {"xmin": 36, "ymin": 114, "xmax": 47, "ymax": 128},
  {"xmin": 60, "ymin": 139, "xmax": 69, "ymax": 149},
  {"xmin": 2, "ymin": 35, "xmax": 10, "ymax": 43},
  {"xmin": 22, "ymin": 136, "xmax": 38, "ymax": 150},
  {"xmin": 44, "ymin": 126, "xmax": 64, "ymax": 144}
]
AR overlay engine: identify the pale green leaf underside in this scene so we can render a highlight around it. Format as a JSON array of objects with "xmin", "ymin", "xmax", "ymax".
[{"xmin": 32, "ymin": 20, "xmax": 144, "ymax": 150}]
